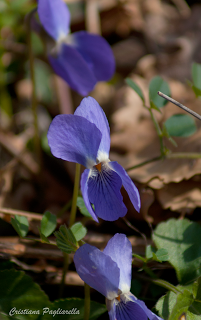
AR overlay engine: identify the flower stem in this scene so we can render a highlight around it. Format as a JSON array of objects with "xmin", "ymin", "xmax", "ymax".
[
  {"xmin": 59, "ymin": 253, "xmax": 69, "ymax": 298},
  {"xmin": 69, "ymin": 163, "xmax": 81, "ymax": 227},
  {"xmin": 84, "ymin": 283, "xmax": 91, "ymax": 320},
  {"xmin": 123, "ymin": 217, "xmax": 147, "ymax": 245},
  {"xmin": 26, "ymin": 10, "xmax": 42, "ymax": 171},
  {"xmin": 59, "ymin": 164, "xmax": 81, "ymax": 298}
]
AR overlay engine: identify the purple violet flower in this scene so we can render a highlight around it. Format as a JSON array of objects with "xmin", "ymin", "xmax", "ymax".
[
  {"xmin": 47, "ymin": 96, "xmax": 140, "ymax": 222},
  {"xmin": 37, "ymin": 0, "xmax": 115, "ymax": 96},
  {"xmin": 74, "ymin": 233, "xmax": 163, "ymax": 320}
]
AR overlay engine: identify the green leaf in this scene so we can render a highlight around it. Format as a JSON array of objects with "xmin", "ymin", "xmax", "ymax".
[
  {"xmin": 40, "ymin": 232, "xmax": 50, "ymax": 244},
  {"xmin": 156, "ymin": 290, "xmax": 178, "ymax": 320},
  {"xmin": 149, "ymin": 76, "xmax": 171, "ymax": 108},
  {"xmin": 162, "ymin": 124, "xmax": 177, "ymax": 147},
  {"xmin": 40, "ymin": 211, "xmax": 57, "ymax": 237},
  {"xmin": 43, "ymin": 298, "xmax": 107, "ymax": 320},
  {"xmin": 192, "ymin": 62, "xmax": 201, "ymax": 93},
  {"xmin": 155, "ymin": 248, "xmax": 169, "ymax": 262},
  {"xmin": 125, "ymin": 78, "xmax": 145, "ymax": 103},
  {"xmin": 0, "ymin": 269, "xmax": 50, "ymax": 319},
  {"xmin": 150, "ymin": 100, "xmax": 162, "ymax": 112},
  {"xmin": 70, "ymin": 222, "xmax": 87, "ymax": 242},
  {"xmin": 0, "ymin": 260, "xmax": 14, "ymax": 271},
  {"xmin": 145, "ymin": 245, "xmax": 168, "ymax": 262},
  {"xmin": 156, "ymin": 282, "xmax": 201, "ymax": 320},
  {"xmin": 192, "ymin": 85, "xmax": 201, "ymax": 98},
  {"xmin": 190, "ymin": 276, "xmax": 201, "ymax": 316},
  {"xmin": 164, "ymin": 114, "xmax": 196, "ymax": 137},
  {"xmin": 153, "ymin": 218, "xmax": 201, "ymax": 284},
  {"xmin": 77, "ymin": 196, "xmax": 92, "ymax": 218},
  {"xmin": 168, "ymin": 290, "xmax": 193, "ymax": 320},
  {"xmin": 54, "ymin": 225, "xmax": 78, "ymax": 254},
  {"xmin": 145, "ymin": 245, "xmax": 155, "ymax": 260},
  {"xmin": 11, "ymin": 215, "xmax": 29, "ymax": 238}
]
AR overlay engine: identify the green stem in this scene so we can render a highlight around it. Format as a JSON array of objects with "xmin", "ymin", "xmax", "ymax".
[
  {"xmin": 59, "ymin": 253, "xmax": 69, "ymax": 298},
  {"xmin": 126, "ymin": 155, "xmax": 162, "ymax": 171},
  {"xmin": 126, "ymin": 151, "xmax": 201, "ymax": 172},
  {"xmin": 151, "ymin": 278, "xmax": 182, "ymax": 295},
  {"xmin": 26, "ymin": 10, "xmax": 42, "ymax": 171},
  {"xmin": 167, "ymin": 152, "xmax": 201, "ymax": 159},
  {"xmin": 58, "ymin": 164, "xmax": 81, "ymax": 298},
  {"xmin": 132, "ymin": 253, "xmax": 146, "ymax": 263},
  {"xmin": 69, "ymin": 163, "xmax": 81, "ymax": 227},
  {"xmin": 123, "ymin": 217, "xmax": 147, "ymax": 245},
  {"xmin": 137, "ymin": 274, "xmax": 182, "ymax": 295},
  {"xmin": 84, "ymin": 283, "xmax": 90, "ymax": 320},
  {"xmin": 148, "ymin": 108, "xmax": 165, "ymax": 156}
]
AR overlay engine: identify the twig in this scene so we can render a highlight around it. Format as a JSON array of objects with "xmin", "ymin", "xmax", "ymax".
[
  {"xmin": 0, "ymin": 131, "xmax": 39, "ymax": 174},
  {"xmin": 0, "ymin": 40, "xmax": 26, "ymax": 53},
  {"xmin": 85, "ymin": 0, "xmax": 101, "ymax": 35},
  {"xmin": 0, "ymin": 239, "xmax": 62, "ymax": 259},
  {"xmin": 0, "ymin": 158, "xmax": 18, "ymax": 174},
  {"xmin": 158, "ymin": 91, "xmax": 201, "ymax": 121},
  {"xmin": 0, "ymin": 207, "xmax": 43, "ymax": 221}
]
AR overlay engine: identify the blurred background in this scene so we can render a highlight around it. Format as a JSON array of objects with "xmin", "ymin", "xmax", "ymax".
[{"xmin": 1, "ymin": 0, "xmax": 201, "ymax": 309}]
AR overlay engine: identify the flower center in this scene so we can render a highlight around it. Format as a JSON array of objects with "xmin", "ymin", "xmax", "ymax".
[
  {"xmin": 95, "ymin": 162, "xmax": 102, "ymax": 172},
  {"xmin": 116, "ymin": 295, "xmax": 121, "ymax": 302}
]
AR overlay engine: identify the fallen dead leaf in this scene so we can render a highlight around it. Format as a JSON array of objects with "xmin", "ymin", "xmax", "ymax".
[
  {"xmin": 110, "ymin": 75, "xmax": 201, "ymax": 212},
  {"xmin": 156, "ymin": 179, "xmax": 201, "ymax": 212}
]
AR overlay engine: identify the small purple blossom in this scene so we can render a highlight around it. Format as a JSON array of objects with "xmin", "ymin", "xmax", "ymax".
[
  {"xmin": 74, "ymin": 233, "xmax": 164, "ymax": 320},
  {"xmin": 37, "ymin": 0, "xmax": 115, "ymax": 96},
  {"xmin": 47, "ymin": 96, "xmax": 140, "ymax": 222}
]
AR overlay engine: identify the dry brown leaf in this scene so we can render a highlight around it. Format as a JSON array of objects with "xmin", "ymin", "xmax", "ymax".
[
  {"xmin": 156, "ymin": 179, "xmax": 201, "ymax": 212},
  {"xmin": 140, "ymin": 188, "xmax": 155, "ymax": 223},
  {"xmin": 110, "ymin": 75, "xmax": 201, "ymax": 212}
]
